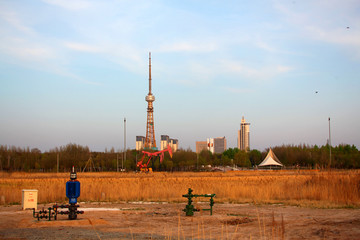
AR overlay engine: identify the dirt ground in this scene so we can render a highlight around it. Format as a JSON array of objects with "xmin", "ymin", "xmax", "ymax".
[{"xmin": 0, "ymin": 202, "xmax": 359, "ymax": 240}]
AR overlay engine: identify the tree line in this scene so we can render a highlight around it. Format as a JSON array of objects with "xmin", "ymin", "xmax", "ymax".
[{"xmin": 0, "ymin": 143, "xmax": 359, "ymax": 172}]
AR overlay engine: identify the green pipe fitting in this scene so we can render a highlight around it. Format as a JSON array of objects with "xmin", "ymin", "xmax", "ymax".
[{"xmin": 182, "ymin": 188, "xmax": 215, "ymax": 216}]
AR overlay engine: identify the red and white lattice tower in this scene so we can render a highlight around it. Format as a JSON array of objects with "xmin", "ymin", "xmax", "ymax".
[{"xmin": 145, "ymin": 52, "xmax": 156, "ymax": 149}]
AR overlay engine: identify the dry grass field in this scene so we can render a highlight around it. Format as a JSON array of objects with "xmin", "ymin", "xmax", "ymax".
[{"xmin": 0, "ymin": 170, "xmax": 359, "ymax": 208}]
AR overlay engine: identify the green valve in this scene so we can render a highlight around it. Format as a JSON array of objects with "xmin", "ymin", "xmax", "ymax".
[{"xmin": 182, "ymin": 188, "xmax": 215, "ymax": 216}]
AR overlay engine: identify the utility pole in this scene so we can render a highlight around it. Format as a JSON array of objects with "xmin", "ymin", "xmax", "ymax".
[
  {"xmin": 328, "ymin": 117, "xmax": 331, "ymax": 168},
  {"xmin": 197, "ymin": 154, "xmax": 199, "ymax": 170},
  {"xmin": 57, "ymin": 153, "xmax": 59, "ymax": 173},
  {"xmin": 123, "ymin": 117, "xmax": 126, "ymax": 170},
  {"xmin": 135, "ymin": 154, "xmax": 138, "ymax": 172},
  {"xmin": 116, "ymin": 153, "xmax": 119, "ymax": 172}
]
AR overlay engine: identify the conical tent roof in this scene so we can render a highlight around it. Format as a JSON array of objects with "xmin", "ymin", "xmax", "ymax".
[{"xmin": 258, "ymin": 148, "xmax": 283, "ymax": 167}]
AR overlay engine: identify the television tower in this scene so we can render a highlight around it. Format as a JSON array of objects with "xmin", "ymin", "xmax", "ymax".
[{"xmin": 145, "ymin": 52, "xmax": 156, "ymax": 149}]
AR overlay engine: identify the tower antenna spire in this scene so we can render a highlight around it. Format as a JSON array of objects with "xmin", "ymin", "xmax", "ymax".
[{"xmin": 149, "ymin": 52, "xmax": 152, "ymax": 94}]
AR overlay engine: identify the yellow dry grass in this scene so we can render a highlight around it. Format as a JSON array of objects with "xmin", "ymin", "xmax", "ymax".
[{"xmin": 0, "ymin": 170, "xmax": 359, "ymax": 208}]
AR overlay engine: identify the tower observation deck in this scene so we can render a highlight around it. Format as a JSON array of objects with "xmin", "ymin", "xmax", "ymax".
[{"xmin": 145, "ymin": 52, "xmax": 156, "ymax": 149}]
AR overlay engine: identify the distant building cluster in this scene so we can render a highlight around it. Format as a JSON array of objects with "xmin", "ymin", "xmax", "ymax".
[
  {"xmin": 196, "ymin": 137, "xmax": 227, "ymax": 154},
  {"xmin": 137, "ymin": 54, "xmax": 250, "ymax": 154},
  {"xmin": 196, "ymin": 116, "xmax": 250, "ymax": 154},
  {"xmin": 136, "ymin": 135, "xmax": 178, "ymax": 152}
]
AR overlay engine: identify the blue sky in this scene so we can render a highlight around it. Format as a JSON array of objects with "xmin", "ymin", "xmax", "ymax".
[{"xmin": 1, "ymin": 0, "xmax": 359, "ymax": 152}]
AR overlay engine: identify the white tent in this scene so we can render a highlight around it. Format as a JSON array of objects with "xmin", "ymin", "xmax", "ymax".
[{"xmin": 258, "ymin": 148, "xmax": 283, "ymax": 169}]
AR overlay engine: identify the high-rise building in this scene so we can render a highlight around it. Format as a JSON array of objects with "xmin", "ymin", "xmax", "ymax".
[
  {"xmin": 196, "ymin": 141, "xmax": 208, "ymax": 153},
  {"xmin": 207, "ymin": 137, "xmax": 227, "ymax": 154},
  {"xmin": 160, "ymin": 135, "xmax": 169, "ymax": 150},
  {"xmin": 136, "ymin": 136, "xmax": 145, "ymax": 150},
  {"xmin": 170, "ymin": 138, "xmax": 178, "ymax": 152},
  {"xmin": 207, "ymin": 138, "xmax": 214, "ymax": 153},
  {"xmin": 238, "ymin": 116, "xmax": 250, "ymax": 152},
  {"xmin": 160, "ymin": 135, "xmax": 178, "ymax": 152}
]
